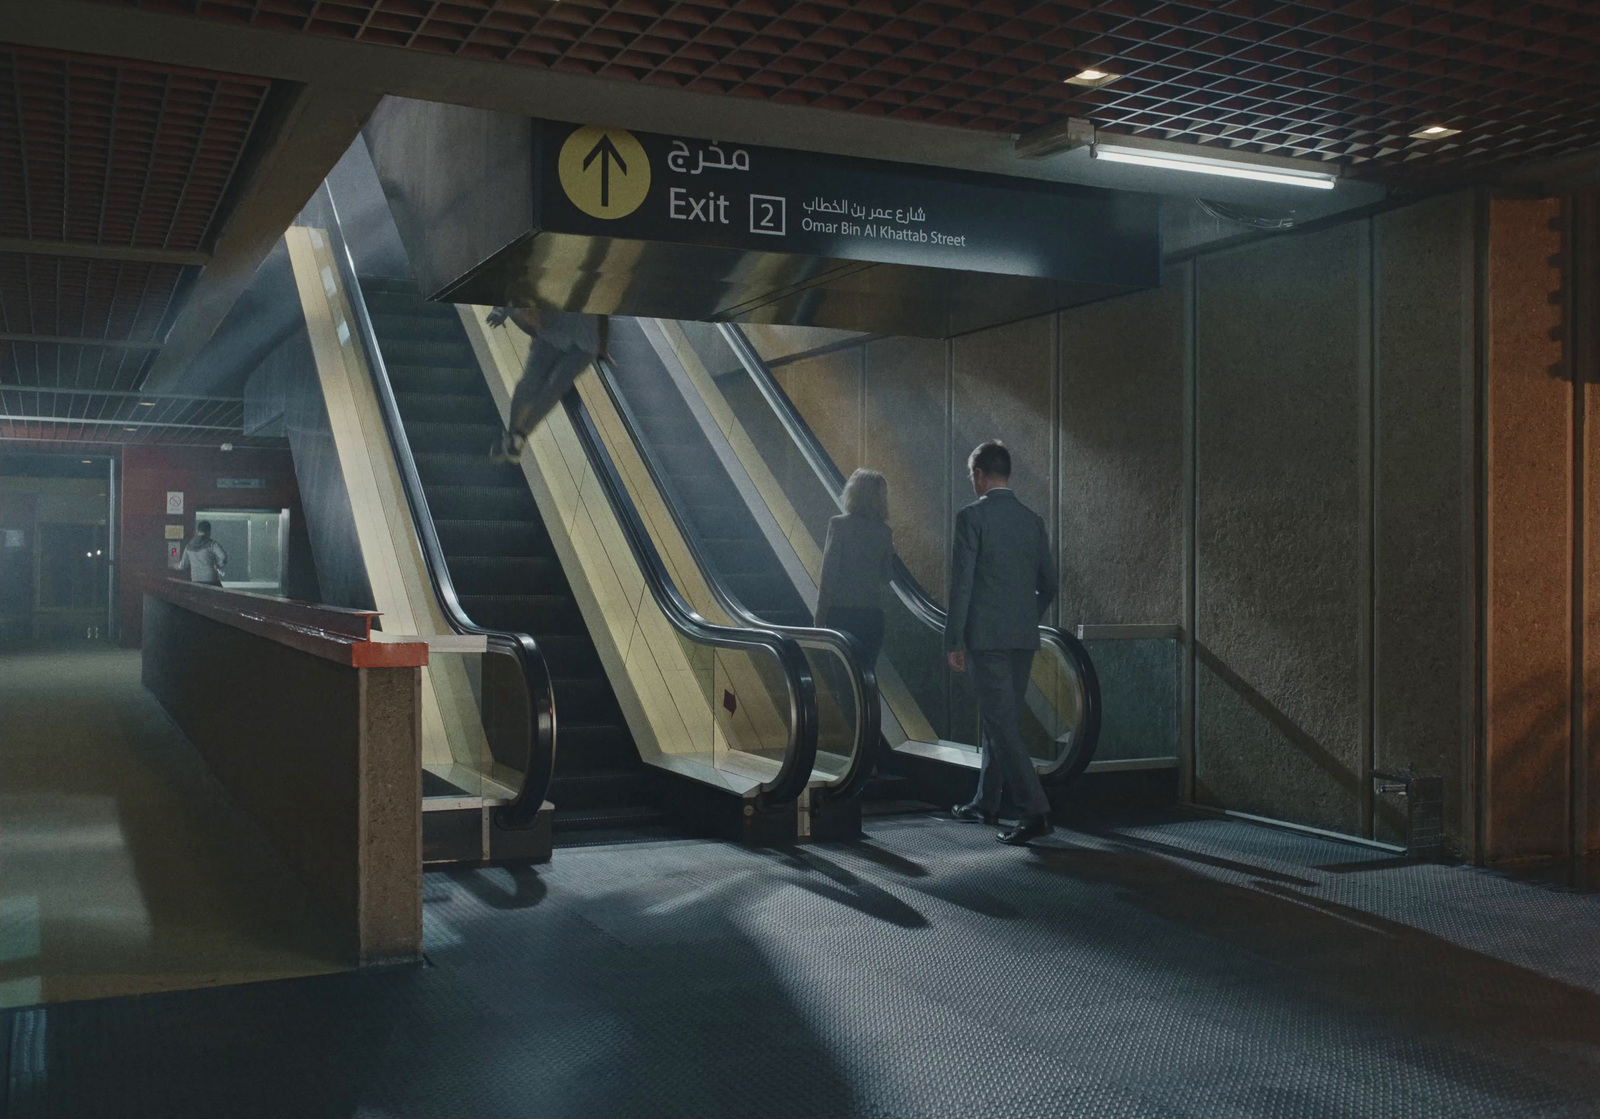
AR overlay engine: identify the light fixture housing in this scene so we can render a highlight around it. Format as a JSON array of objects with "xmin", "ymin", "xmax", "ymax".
[
  {"xmin": 1064, "ymin": 68, "xmax": 1119, "ymax": 88},
  {"xmin": 1409, "ymin": 124, "xmax": 1460, "ymax": 140},
  {"xmin": 1090, "ymin": 140, "xmax": 1338, "ymax": 190}
]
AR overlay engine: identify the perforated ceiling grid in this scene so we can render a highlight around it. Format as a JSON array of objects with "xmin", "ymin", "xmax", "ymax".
[
  {"xmin": 98, "ymin": 0, "xmax": 1600, "ymax": 178},
  {"xmin": 0, "ymin": 46, "xmax": 272, "ymax": 433},
  {"xmin": 0, "ymin": 47, "xmax": 272, "ymax": 251}
]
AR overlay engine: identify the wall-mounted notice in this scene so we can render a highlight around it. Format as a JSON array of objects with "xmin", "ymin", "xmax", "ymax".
[
  {"xmin": 534, "ymin": 120, "xmax": 1161, "ymax": 288},
  {"xmin": 164, "ymin": 524, "xmax": 185, "ymax": 540},
  {"xmin": 217, "ymin": 478, "xmax": 265, "ymax": 490},
  {"xmin": 2, "ymin": 529, "xmax": 22, "ymax": 549},
  {"xmin": 166, "ymin": 491, "xmax": 184, "ymax": 515}
]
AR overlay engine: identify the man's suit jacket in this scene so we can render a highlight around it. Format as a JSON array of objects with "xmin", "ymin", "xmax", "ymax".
[{"xmin": 944, "ymin": 489, "xmax": 1057, "ymax": 651}]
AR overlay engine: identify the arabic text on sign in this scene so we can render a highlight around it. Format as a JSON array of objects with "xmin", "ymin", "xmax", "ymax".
[{"xmin": 667, "ymin": 140, "xmax": 752, "ymax": 175}]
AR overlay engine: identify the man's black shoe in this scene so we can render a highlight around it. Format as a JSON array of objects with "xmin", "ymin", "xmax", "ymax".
[
  {"xmin": 997, "ymin": 816, "xmax": 1053, "ymax": 846},
  {"xmin": 951, "ymin": 803, "xmax": 998, "ymax": 826}
]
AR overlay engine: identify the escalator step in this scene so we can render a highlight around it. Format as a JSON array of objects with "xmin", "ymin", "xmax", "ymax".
[
  {"xmin": 377, "ymin": 339, "xmax": 478, "ymax": 368},
  {"xmin": 536, "ymin": 635, "xmax": 604, "ymax": 676},
  {"xmin": 403, "ymin": 421, "xmax": 502, "ymax": 454},
  {"xmin": 387, "ymin": 368, "xmax": 483, "ymax": 398},
  {"xmin": 458, "ymin": 593, "xmax": 584, "ymax": 635},
  {"xmin": 695, "ymin": 539, "xmax": 774, "ymax": 572},
  {"xmin": 413, "ymin": 453, "xmax": 524, "ymax": 489},
  {"xmin": 395, "ymin": 392, "xmax": 501, "ymax": 426},
  {"xmin": 555, "ymin": 725, "xmax": 644, "ymax": 773},
  {"xmin": 549, "ymin": 675, "xmax": 620, "ymax": 722},
  {"xmin": 368, "ymin": 313, "xmax": 461, "ymax": 343},
  {"xmin": 424, "ymin": 484, "xmax": 539, "ymax": 522},
  {"xmin": 551, "ymin": 805, "xmax": 667, "ymax": 835},
  {"xmin": 435, "ymin": 519, "xmax": 552, "ymax": 558},
  {"xmin": 448, "ymin": 555, "xmax": 567, "ymax": 597},
  {"xmin": 548, "ymin": 771, "xmax": 651, "ymax": 811}
]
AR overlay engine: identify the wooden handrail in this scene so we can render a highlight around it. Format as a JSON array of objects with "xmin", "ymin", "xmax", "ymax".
[{"xmin": 144, "ymin": 578, "xmax": 427, "ymax": 668}]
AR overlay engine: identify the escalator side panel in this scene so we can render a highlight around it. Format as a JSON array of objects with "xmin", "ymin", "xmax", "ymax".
[{"xmin": 283, "ymin": 227, "xmax": 495, "ymax": 786}]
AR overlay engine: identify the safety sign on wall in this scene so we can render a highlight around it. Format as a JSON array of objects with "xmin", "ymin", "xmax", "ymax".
[{"xmin": 166, "ymin": 491, "xmax": 184, "ymax": 515}]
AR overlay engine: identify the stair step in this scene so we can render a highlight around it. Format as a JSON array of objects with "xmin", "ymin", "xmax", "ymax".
[
  {"xmin": 386, "ymin": 364, "xmax": 482, "ymax": 395},
  {"xmin": 377, "ymin": 339, "xmax": 479, "ymax": 368},
  {"xmin": 459, "ymin": 593, "xmax": 585, "ymax": 635},
  {"xmin": 404, "ymin": 421, "xmax": 502, "ymax": 455},
  {"xmin": 547, "ymin": 769, "xmax": 650, "ymax": 810},
  {"xmin": 536, "ymin": 634, "xmax": 604, "ymax": 676},
  {"xmin": 395, "ymin": 392, "xmax": 501, "ymax": 426},
  {"xmin": 424, "ymin": 484, "xmax": 539, "ymax": 522},
  {"xmin": 550, "ymin": 675, "xmax": 621, "ymax": 721},
  {"xmin": 551, "ymin": 804, "xmax": 666, "ymax": 832},
  {"xmin": 414, "ymin": 453, "xmax": 524, "ymax": 489},
  {"xmin": 556, "ymin": 724, "xmax": 640, "ymax": 771},
  {"xmin": 448, "ymin": 555, "xmax": 566, "ymax": 597},
  {"xmin": 368, "ymin": 312, "xmax": 462, "ymax": 342},
  {"xmin": 435, "ymin": 519, "xmax": 552, "ymax": 558}
]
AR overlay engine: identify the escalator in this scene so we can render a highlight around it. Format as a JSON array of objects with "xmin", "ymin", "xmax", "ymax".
[
  {"xmin": 358, "ymin": 278, "xmax": 661, "ymax": 841},
  {"xmin": 645, "ymin": 320, "xmax": 1102, "ymax": 811},
  {"xmin": 311, "ymin": 183, "xmax": 879, "ymax": 849},
  {"xmin": 605, "ymin": 321, "xmax": 813, "ymax": 630}
]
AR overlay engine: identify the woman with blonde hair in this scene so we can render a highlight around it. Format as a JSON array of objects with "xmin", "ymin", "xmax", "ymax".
[{"xmin": 814, "ymin": 468, "xmax": 894, "ymax": 665}]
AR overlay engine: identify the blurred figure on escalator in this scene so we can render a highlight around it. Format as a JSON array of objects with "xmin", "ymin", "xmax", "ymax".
[
  {"xmin": 815, "ymin": 468, "xmax": 893, "ymax": 667},
  {"xmin": 177, "ymin": 520, "xmax": 227, "ymax": 588},
  {"xmin": 488, "ymin": 305, "xmax": 609, "ymax": 463}
]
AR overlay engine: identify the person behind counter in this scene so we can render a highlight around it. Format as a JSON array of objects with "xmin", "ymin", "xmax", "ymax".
[{"xmin": 177, "ymin": 520, "xmax": 227, "ymax": 587}]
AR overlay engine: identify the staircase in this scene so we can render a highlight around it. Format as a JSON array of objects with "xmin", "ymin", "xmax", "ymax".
[{"xmin": 358, "ymin": 277, "xmax": 664, "ymax": 839}]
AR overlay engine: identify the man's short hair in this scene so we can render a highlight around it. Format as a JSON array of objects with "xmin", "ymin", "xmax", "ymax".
[
  {"xmin": 968, "ymin": 440, "xmax": 1011, "ymax": 480},
  {"xmin": 196, "ymin": 520, "xmax": 212, "ymax": 535}
]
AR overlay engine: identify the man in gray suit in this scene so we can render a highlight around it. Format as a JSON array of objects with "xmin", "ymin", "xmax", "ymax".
[{"xmin": 946, "ymin": 440, "xmax": 1058, "ymax": 846}]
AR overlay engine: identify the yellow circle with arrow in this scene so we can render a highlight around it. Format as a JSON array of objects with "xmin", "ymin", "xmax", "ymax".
[{"xmin": 558, "ymin": 126, "xmax": 651, "ymax": 219}]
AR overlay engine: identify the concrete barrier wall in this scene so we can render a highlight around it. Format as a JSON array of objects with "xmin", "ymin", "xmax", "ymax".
[{"xmin": 142, "ymin": 594, "xmax": 422, "ymax": 962}]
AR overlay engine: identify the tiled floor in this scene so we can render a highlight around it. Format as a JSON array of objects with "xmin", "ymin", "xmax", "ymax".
[
  {"xmin": 5, "ymin": 809, "xmax": 1598, "ymax": 1117},
  {"xmin": 0, "ymin": 646, "xmax": 346, "ymax": 1010}
]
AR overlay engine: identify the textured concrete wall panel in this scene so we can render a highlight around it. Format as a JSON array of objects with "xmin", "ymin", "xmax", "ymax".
[
  {"xmin": 863, "ymin": 335, "xmax": 950, "ymax": 596},
  {"xmin": 951, "ymin": 316, "xmax": 1056, "ymax": 548},
  {"xmin": 1058, "ymin": 268, "xmax": 1188, "ymax": 629},
  {"xmin": 1194, "ymin": 223, "xmax": 1366, "ymax": 832},
  {"xmin": 1373, "ymin": 193, "xmax": 1477, "ymax": 850},
  {"xmin": 772, "ymin": 349, "xmax": 864, "ymax": 480},
  {"xmin": 1484, "ymin": 197, "xmax": 1571, "ymax": 863}
]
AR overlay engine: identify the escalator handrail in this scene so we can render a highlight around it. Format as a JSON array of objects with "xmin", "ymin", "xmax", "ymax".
[
  {"xmin": 590, "ymin": 349, "xmax": 880, "ymax": 802},
  {"xmin": 716, "ymin": 323, "xmax": 1100, "ymax": 784},
  {"xmin": 317, "ymin": 184, "xmax": 556, "ymax": 827},
  {"xmin": 563, "ymin": 386, "xmax": 820, "ymax": 803}
]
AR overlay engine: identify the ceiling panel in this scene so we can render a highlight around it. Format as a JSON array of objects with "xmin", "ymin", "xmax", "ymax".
[
  {"xmin": 87, "ymin": 0, "xmax": 1600, "ymax": 179},
  {"xmin": 0, "ymin": 341, "xmax": 158, "ymax": 393},
  {"xmin": 0, "ymin": 46, "xmax": 273, "ymax": 250},
  {"xmin": 0, "ymin": 253, "xmax": 186, "ymax": 342}
]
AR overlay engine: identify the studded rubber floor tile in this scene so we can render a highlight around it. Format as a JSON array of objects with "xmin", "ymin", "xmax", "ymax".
[{"xmin": 4, "ymin": 814, "xmax": 1599, "ymax": 1117}]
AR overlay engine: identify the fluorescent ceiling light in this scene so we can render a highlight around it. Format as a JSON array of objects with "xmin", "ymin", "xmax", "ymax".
[
  {"xmin": 1410, "ymin": 124, "xmax": 1460, "ymax": 140},
  {"xmin": 1091, "ymin": 142, "xmax": 1337, "ymax": 190},
  {"xmin": 1064, "ymin": 68, "xmax": 1119, "ymax": 88},
  {"xmin": 138, "ymin": 400, "xmax": 155, "ymax": 406}
]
